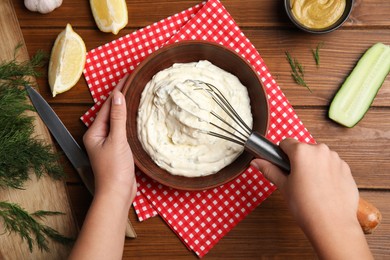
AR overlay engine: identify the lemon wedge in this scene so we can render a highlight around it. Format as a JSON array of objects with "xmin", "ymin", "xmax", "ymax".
[
  {"xmin": 90, "ymin": 0, "xmax": 128, "ymax": 35},
  {"xmin": 48, "ymin": 24, "xmax": 86, "ymax": 97}
]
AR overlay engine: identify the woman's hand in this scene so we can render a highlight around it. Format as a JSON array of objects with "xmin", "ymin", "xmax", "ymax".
[
  {"xmin": 70, "ymin": 75, "xmax": 137, "ymax": 260},
  {"xmin": 251, "ymin": 138, "xmax": 373, "ymax": 259},
  {"xmin": 83, "ymin": 74, "xmax": 136, "ymax": 204}
]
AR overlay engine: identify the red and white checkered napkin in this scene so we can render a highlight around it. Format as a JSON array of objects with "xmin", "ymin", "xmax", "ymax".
[{"xmin": 81, "ymin": 0, "xmax": 314, "ymax": 257}]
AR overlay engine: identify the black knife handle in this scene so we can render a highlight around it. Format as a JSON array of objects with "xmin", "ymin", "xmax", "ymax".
[{"xmin": 75, "ymin": 165, "xmax": 95, "ymax": 195}]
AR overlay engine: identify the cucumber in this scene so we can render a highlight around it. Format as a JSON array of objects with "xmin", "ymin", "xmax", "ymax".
[{"xmin": 329, "ymin": 43, "xmax": 390, "ymax": 127}]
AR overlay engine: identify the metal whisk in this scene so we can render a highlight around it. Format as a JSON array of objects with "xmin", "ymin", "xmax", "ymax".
[{"xmin": 186, "ymin": 80, "xmax": 291, "ymax": 172}]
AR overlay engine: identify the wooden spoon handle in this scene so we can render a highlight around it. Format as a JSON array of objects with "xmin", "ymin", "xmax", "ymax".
[{"xmin": 358, "ymin": 197, "xmax": 382, "ymax": 234}]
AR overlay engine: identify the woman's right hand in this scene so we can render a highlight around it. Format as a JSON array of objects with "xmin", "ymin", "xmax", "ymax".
[{"xmin": 251, "ymin": 138, "xmax": 373, "ymax": 259}]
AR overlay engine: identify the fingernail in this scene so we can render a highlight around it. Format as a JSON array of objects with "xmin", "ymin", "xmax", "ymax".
[{"xmin": 113, "ymin": 93, "xmax": 123, "ymax": 105}]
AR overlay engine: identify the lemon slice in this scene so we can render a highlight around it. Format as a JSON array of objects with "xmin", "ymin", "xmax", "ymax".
[
  {"xmin": 90, "ymin": 0, "xmax": 128, "ymax": 35},
  {"xmin": 48, "ymin": 24, "xmax": 86, "ymax": 97}
]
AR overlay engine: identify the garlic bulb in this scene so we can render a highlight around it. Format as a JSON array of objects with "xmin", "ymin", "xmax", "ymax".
[{"xmin": 24, "ymin": 0, "xmax": 63, "ymax": 14}]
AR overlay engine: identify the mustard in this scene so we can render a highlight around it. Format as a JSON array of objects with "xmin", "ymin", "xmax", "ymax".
[{"xmin": 291, "ymin": 0, "xmax": 346, "ymax": 29}]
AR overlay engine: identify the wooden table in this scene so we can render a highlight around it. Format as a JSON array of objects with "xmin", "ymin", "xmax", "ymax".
[{"xmin": 13, "ymin": 0, "xmax": 390, "ymax": 258}]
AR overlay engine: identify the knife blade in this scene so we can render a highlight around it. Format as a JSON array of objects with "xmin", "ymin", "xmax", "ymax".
[
  {"xmin": 25, "ymin": 85, "xmax": 137, "ymax": 238},
  {"xmin": 25, "ymin": 85, "xmax": 95, "ymax": 194}
]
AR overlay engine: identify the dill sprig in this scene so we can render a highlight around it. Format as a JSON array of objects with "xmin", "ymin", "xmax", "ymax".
[
  {"xmin": 285, "ymin": 51, "xmax": 312, "ymax": 93},
  {"xmin": 0, "ymin": 83, "xmax": 64, "ymax": 189},
  {"xmin": 0, "ymin": 47, "xmax": 71, "ymax": 253},
  {"xmin": 0, "ymin": 46, "xmax": 47, "ymax": 87},
  {"xmin": 312, "ymin": 42, "xmax": 323, "ymax": 67},
  {"xmin": 0, "ymin": 201, "xmax": 73, "ymax": 252}
]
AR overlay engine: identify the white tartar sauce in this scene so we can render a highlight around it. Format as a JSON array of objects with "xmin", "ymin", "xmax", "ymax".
[{"xmin": 137, "ymin": 60, "xmax": 253, "ymax": 177}]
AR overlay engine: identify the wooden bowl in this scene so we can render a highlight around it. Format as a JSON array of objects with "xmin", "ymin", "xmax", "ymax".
[{"xmin": 122, "ymin": 40, "xmax": 269, "ymax": 190}]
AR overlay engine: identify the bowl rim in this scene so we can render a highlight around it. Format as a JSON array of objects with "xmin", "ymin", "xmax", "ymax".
[
  {"xmin": 284, "ymin": 0, "xmax": 354, "ymax": 34},
  {"xmin": 122, "ymin": 40, "xmax": 269, "ymax": 190}
]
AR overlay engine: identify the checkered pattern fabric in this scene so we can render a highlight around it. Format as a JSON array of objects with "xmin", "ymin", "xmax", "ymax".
[{"xmin": 81, "ymin": 0, "xmax": 314, "ymax": 257}]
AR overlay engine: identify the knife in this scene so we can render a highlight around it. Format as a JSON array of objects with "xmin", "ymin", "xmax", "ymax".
[
  {"xmin": 26, "ymin": 85, "xmax": 94, "ymax": 193},
  {"xmin": 25, "ymin": 85, "xmax": 136, "ymax": 238}
]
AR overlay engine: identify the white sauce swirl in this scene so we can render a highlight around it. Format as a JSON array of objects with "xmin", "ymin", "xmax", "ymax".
[{"xmin": 137, "ymin": 60, "xmax": 253, "ymax": 177}]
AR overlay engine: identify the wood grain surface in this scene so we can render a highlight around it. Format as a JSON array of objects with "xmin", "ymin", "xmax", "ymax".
[
  {"xmin": 9, "ymin": 0, "xmax": 390, "ymax": 258},
  {"xmin": 0, "ymin": 1, "xmax": 78, "ymax": 259}
]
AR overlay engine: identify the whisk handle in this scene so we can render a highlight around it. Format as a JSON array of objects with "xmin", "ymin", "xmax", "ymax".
[{"xmin": 245, "ymin": 132, "xmax": 291, "ymax": 172}]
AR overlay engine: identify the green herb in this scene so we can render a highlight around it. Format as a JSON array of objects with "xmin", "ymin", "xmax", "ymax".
[
  {"xmin": 312, "ymin": 42, "xmax": 323, "ymax": 67},
  {"xmin": 0, "ymin": 44, "xmax": 47, "ymax": 87},
  {"xmin": 285, "ymin": 51, "xmax": 312, "ymax": 92},
  {"xmin": 0, "ymin": 201, "xmax": 73, "ymax": 252},
  {"xmin": 0, "ymin": 48, "xmax": 71, "ymax": 252},
  {"xmin": 0, "ymin": 51, "xmax": 64, "ymax": 189}
]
